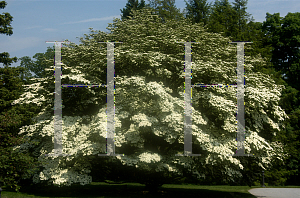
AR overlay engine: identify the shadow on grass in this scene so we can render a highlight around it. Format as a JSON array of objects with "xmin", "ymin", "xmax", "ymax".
[{"xmin": 1, "ymin": 182, "xmax": 258, "ymax": 198}]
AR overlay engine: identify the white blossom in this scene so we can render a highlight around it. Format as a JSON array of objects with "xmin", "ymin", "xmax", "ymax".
[{"xmin": 138, "ymin": 152, "xmax": 161, "ymax": 163}]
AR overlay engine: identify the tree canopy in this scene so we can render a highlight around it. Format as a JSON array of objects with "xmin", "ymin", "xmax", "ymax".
[
  {"xmin": 262, "ymin": 12, "xmax": 300, "ymax": 90},
  {"xmin": 10, "ymin": 7, "xmax": 290, "ymax": 189},
  {"xmin": 121, "ymin": 0, "xmax": 184, "ymax": 24},
  {"xmin": 260, "ymin": 12, "xmax": 300, "ymax": 185},
  {"xmin": 0, "ymin": 65, "xmax": 44, "ymax": 192},
  {"xmin": 147, "ymin": 0, "xmax": 184, "ymax": 23},
  {"xmin": 183, "ymin": 0, "xmax": 212, "ymax": 26},
  {"xmin": 17, "ymin": 46, "xmax": 58, "ymax": 84},
  {"xmin": 120, "ymin": 0, "xmax": 149, "ymax": 21}
]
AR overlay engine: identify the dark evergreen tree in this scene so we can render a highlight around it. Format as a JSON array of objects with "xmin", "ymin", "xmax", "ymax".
[
  {"xmin": 206, "ymin": 0, "xmax": 238, "ymax": 39},
  {"xmin": 258, "ymin": 12, "xmax": 300, "ymax": 186},
  {"xmin": 262, "ymin": 12, "xmax": 300, "ymax": 90},
  {"xmin": 0, "ymin": 1, "xmax": 17, "ymax": 67},
  {"xmin": 231, "ymin": 0, "xmax": 254, "ymax": 41},
  {"xmin": 120, "ymin": 0, "xmax": 150, "ymax": 21},
  {"xmin": 272, "ymin": 84, "xmax": 300, "ymax": 186},
  {"xmin": 147, "ymin": 0, "xmax": 185, "ymax": 23},
  {"xmin": 0, "ymin": 65, "xmax": 46, "ymax": 192},
  {"xmin": 183, "ymin": 0, "xmax": 212, "ymax": 26}
]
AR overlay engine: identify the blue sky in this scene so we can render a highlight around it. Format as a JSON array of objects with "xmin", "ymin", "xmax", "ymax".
[{"xmin": 1, "ymin": 0, "xmax": 300, "ymax": 77}]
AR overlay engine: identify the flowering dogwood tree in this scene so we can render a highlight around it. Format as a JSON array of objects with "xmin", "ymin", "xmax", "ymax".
[{"xmin": 11, "ymin": 7, "xmax": 288, "ymax": 190}]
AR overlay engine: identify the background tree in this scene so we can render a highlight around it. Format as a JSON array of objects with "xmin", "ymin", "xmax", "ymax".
[
  {"xmin": 0, "ymin": 1, "xmax": 17, "ymax": 67},
  {"xmin": 0, "ymin": 65, "xmax": 47, "ymax": 192},
  {"xmin": 236, "ymin": 11, "xmax": 300, "ymax": 186},
  {"xmin": 262, "ymin": 12, "xmax": 300, "ymax": 90},
  {"xmin": 17, "ymin": 46, "xmax": 58, "ymax": 82},
  {"xmin": 231, "ymin": 0, "xmax": 253, "ymax": 41},
  {"xmin": 15, "ymin": 56, "xmax": 35, "ymax": 85},
  {"xmin": 146, "ymin": 0, "xmax": 185, "ymax": 23},
  {"xmin": 120, "ymin": 0, "xmax": 149, "ymax": 21},
  {"xmin": 10, "ymin": 7, "xmax": 290, "ymax": 192},
  {"xmin": 120, "ymin": 0, "xmax": 185, "ymax": 24},
  {"xmin": 260, "ymin": 12, "xmax": 300, "ymax": 186},
  {"xmin": 183, "ymin": 0, "xmax": 212, "ymax": 27},
  {"xmin": 206, "ymin": 0, "xmax": 237, "ymax": 39}
]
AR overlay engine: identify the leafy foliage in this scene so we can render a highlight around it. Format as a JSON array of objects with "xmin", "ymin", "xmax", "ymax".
[
  {"xmin": 262, "ymin": 12, "xmax": 300, "ymax": 90},
  {"xmin": 4, "ymin": 0, "xmax": 299, "ymax": 188},
  {"xmin": 147, "ymin": 0, "xmax": 184, "ymax": 23},
  {"xmin": 186, "ymin": 5, "xmax": 300, "ymax": 185},
  {"xmin": 0, "ymin": 66, "xmax": 48, "ymax": 192},
  {"xmin": 120, "ymin": 0, "xmax": 150, "ymax": 21},
  {"xmin": 258, "ymin": 12, "xmax": 300, "ymax": 186},
  {"xmin": 183, "ymin": 0, "xmax": 212, "ymax": 26},
  {"xmin": 9, "ymin": 7, "xmax": 289, "ymax": 190},
  {"xmin": 0, "ymin": 0, "xmax": 13, "ymax": 36}
]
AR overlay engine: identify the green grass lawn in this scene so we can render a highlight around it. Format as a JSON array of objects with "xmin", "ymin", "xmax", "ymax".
[{"xmin": 1, "ymin": 182, "xmax": 300, "ymax": 198}]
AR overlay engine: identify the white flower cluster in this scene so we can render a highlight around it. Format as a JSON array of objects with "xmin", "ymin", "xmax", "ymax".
[
  {"xmin": 61, "ymin": 73, "xmax": 91, "ymax": 85},
  {"xmin": 138, "ymin": 152, "xmax": 161, "ymax": 163},
  {"xmin": 11, "ymin": 79, "xmax": 47, "ymax": 106},
  {"xmin": 116, "ymin": 155, "xmax": 139, "ymax": 167},
  {"xmin": 32, "ymin": 158, "xmax": 92, "ymax": 186},
  {"xmin": 131, "ymin": 113, "xmax": 159, "ymax": 127}
]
